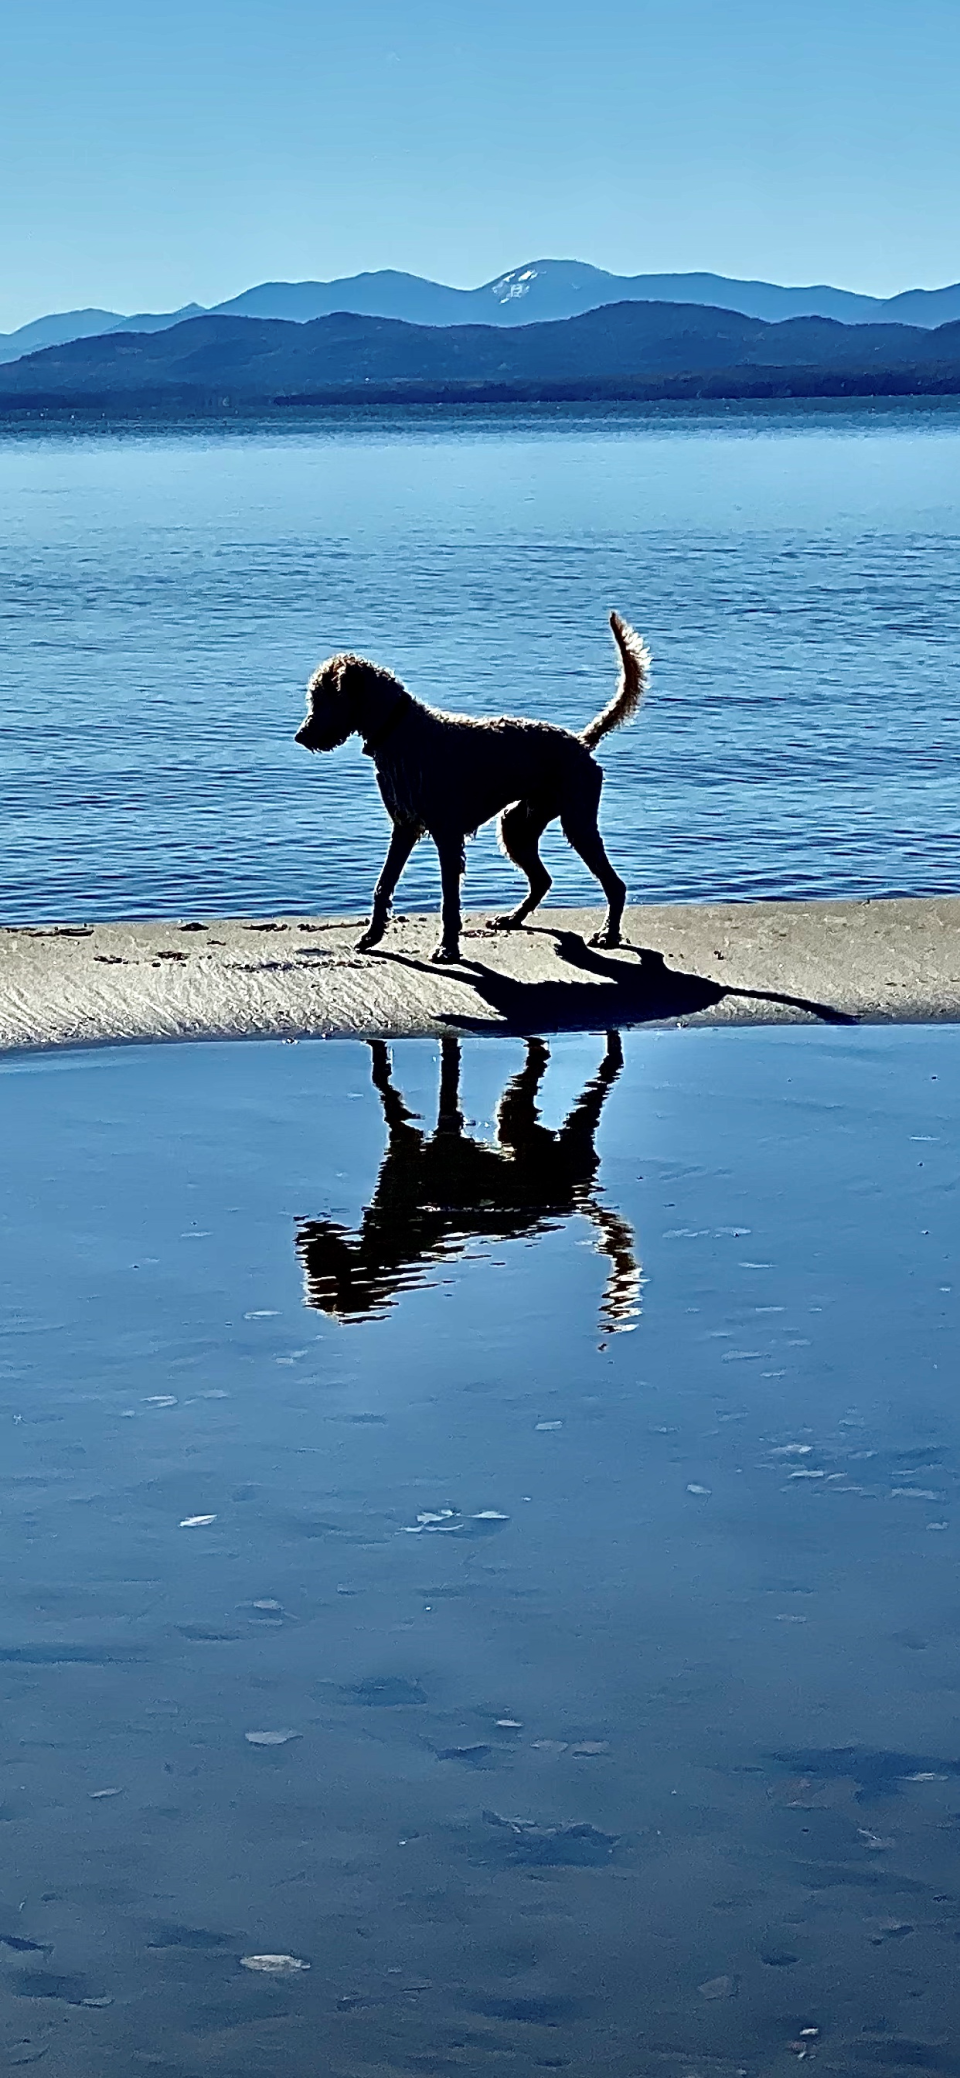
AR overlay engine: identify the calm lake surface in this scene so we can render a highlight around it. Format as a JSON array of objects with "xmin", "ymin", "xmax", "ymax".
[
  {"xmin": 3, "ymin": 400, "xmax": 960, "ymax": 925},
  {"xmin": 3, "ymin": 1025, "xmax": 960, "ymax": 2074}
]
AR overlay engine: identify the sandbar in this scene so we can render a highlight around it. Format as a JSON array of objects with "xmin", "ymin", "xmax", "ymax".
[{"xmin": 2, "ymin": 895, "xmax": 960, "ymax": 1052}]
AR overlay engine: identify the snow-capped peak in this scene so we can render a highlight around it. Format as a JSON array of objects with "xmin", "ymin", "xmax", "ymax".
[{"xmin": 489, "ymin": 267, "xmax": 540, "ymax": 304}]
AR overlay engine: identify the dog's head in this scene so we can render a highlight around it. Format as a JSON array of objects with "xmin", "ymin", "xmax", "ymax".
[
  {"xmin": 295, "ymin": 653, "xmax": 367, "ymax": 753},
  {"xmin": 296, "ymin": 1217, "xmax": 396, "ymax": 1320}
]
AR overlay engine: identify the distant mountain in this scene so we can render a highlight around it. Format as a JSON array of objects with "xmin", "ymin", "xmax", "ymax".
[
  {"xmin": 473, "ymin": 262, "xmax": 960, "ymax": 329},
  {"xmin": 105, "ymin": 303, "xmax": 205, "ymax": 336},
  {"xmin": 4, "ymin": 261, "xmax": 960, "ymax": 368},
  {"xmin": 0, "ymin": 302, "xmax": 205, "ymax": 365},
  {"xmin": 212, "ymin": 272, "xmax": 468, "ymax": 325},
  {"xmin": 0, "ymin": 307, "xmax": 124, "ymax": 364},
  {"xmin": 3, "ymin": 299, "xmax": 960, "ymax": 407},
  {"xmin": 209, "ymin": 261, "xmax": 960, "ymax": 330}
]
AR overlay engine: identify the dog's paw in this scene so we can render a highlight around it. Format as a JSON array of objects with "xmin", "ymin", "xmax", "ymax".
[
  {"xmin": 355, "ymin": 928, "xmax": 384, "ymax": 954},
  {"xmin": 589, "ymin": 927, "xmax": 621, "ymax": 950},
  {"xmin": 431, "ymin": 943, "xmax": 461, "ymax": 965},
  {"xmin": 488, "ymin": 913, "xmax": 522, "ymax": 933}
]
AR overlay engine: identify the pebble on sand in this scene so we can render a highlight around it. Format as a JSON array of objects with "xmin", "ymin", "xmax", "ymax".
[
  {"xmin": 698, "ymin": 1973, "xmax": 738, "ymax": 2000},
  {"xmin": 240, "ymin": 1953, "xmax": 310, "ymax": 1974}
]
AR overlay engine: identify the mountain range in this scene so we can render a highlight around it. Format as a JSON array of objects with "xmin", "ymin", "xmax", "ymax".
[
  {"xmin": 3, "ymin": 259, "xmax": 960, "ymax": 367},
  {"xmin": 3, "ymin": 298, "xmax": 960, "ymax": 408}
]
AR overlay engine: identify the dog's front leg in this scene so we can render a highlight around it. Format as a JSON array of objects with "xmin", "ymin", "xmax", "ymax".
[
  {"xmin": 432, "ymin": 835, "xmax": 466, "ymax": 964},
  {"xmin": 356, "ymin": 820, "xmax": 419, "ymax": 952}
]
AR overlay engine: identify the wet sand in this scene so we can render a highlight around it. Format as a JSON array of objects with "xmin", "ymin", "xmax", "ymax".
[
  {"xmin": 3, "ymin": 894, "xmax": 960, "ymax": 1050},
  {"xmin": 3, "ymin": 1026, "xmax": 960, "ymax": 2075}
]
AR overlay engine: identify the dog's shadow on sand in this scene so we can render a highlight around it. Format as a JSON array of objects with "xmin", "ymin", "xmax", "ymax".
[{"xmin": 377, "ymin": 928, "xmax": 855, "ymax": 1034}]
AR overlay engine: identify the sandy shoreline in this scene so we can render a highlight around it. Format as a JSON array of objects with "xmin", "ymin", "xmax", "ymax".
[{"xmin": 2, "ymin": 895, "xmax": 960, "ymax": 1053}]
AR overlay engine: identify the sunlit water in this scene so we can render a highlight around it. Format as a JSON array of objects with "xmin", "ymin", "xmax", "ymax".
[
  {"xmin": 3, "ymin": 1025, "xmax": 960, "ymax": 2073},
  {"xmin": 3, "ymin": 399, "xmax": 960, "ymax": 925}
]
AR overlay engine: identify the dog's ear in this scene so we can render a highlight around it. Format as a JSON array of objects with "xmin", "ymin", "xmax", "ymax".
[
  {"xmin": 334, "ymin": 657, "xmax": 361, "ymax": 700},
  {"xmin": 308, "ymin": 655, "xmax": 348, "ymax": 703},
  {"xmin": 325, "ymin": 657, "xmax": 354, "ymax": 702},
  {"xmin": 314, "ymin": 658, "xmax": 339, "ymax": 695}
]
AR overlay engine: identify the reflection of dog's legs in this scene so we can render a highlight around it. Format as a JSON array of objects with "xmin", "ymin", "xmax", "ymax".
[
  {"xmin": 436, "ymin": 1034, "xmax": 464, "ymax": 1137},
  {"xmin": 496, "ymin": 1037, "xmax": 550, "ymax": 1151},
  {"xmin": 587, "ymin": 1202, "xmax": 642, "ymax": 1333},
  {"xmin": 368, "ymin": 1039, "xmax": 419, "ymax": 1139},
  {"xmin": 601, "ymin": 1029, "xmax": 624, "ymax": 1079},
  {"xmin": 562, "ymin": 1035, "xmax": 638, "ymax": 1331},
  {"xmin": 559, "ymin": 1030, "xmax": 624, "ymax": 1151}
]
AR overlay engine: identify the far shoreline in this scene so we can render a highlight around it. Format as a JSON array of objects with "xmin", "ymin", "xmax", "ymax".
[{"xmin": 6, "ymin": 381, "xmax": 960, "ymax": 423}]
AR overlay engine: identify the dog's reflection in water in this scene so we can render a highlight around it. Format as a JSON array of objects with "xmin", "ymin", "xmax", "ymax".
[{"xmin": 296, "ymin": 1033, "xmax": 640, "ymax": 1334}]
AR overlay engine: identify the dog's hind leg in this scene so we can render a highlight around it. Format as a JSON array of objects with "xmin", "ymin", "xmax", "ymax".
[
  {"xmin": 559, "ymin": 773, "xmax": 627, "ymax": 948},
  {"xmin": 356, "ymin": 819, "xmax": 420, "ymax": 952},
  {"xmin": 491, "ymin": 797, "xmax": 554, "ymax": 930}
]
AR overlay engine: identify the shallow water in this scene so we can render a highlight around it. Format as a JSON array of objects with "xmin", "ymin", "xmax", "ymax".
[
  {"xmin": 3, "ymin": 1024, "xmax": 960, "ymax": 2073},
  {"xmin": 3, "ymin": 400, "xmax": 960, "ymax": 925}
]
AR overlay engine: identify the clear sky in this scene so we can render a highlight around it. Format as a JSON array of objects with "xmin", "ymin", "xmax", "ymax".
[{"xmin": 2, "ymin": 0, "xmax": 958, "ymax": 331}]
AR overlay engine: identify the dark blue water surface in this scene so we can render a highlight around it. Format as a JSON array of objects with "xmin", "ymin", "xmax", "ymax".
[
  {"xmin": 3, "ymin": 1024, "xmax": 960, "ymax": 2073},
  {"xmin": 3, "ymin": 400, "xmax": 960, "ymax": 925}
]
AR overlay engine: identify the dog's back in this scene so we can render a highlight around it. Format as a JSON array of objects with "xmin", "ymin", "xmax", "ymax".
[{"xmin": 376, "ymin": 700, "xmax": 591, "ymax": 835}]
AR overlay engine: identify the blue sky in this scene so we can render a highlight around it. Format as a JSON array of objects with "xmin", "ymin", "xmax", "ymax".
[{"xmin": 2, "ymin": 0, "xmax": 958, "ymax": 330}]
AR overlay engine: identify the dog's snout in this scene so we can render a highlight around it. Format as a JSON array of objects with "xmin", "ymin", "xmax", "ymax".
[{"xmin": 294, "ymin": 722, "xmax": 311, "ymax": 746}]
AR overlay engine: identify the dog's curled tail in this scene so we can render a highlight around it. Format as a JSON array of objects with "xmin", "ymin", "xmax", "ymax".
[{"xmin": 581, "ymin": 611, "xmax": 652, "ymax": 750}]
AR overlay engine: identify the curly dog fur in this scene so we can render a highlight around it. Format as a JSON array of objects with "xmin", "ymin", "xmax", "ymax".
[{"xmin": 295, "ymin": 611, "xmax": 651, "ymax": 964}]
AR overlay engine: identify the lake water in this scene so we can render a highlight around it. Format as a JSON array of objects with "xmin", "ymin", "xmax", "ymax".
[
  {"xmin": 3, "ymin": 1024, "xmax": 960, "ymax": 2074},
  {"xmin": 3, "ymin": 400, "xmax": 960, "ymax": 926}
]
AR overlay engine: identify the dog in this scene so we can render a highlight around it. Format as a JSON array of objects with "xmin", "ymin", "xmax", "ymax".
[{"xmin": 294, "ymin": 610, "xmax": 651, "ymax": 964}]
